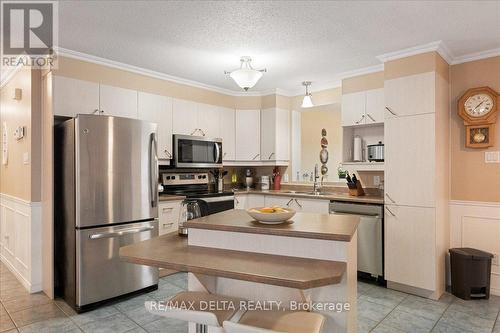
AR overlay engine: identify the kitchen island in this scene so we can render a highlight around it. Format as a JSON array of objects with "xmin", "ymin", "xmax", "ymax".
[{"xmin": 120, "ymin": 209, "xmax": 359, "ymax": 332}]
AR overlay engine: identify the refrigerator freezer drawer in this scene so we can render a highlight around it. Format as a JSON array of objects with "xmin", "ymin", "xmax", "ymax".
[{"xmin": 76, "ymin": 220, "xmax": 159, "ymax": 307}]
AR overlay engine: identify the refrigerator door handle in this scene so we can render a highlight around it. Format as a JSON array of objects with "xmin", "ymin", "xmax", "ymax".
[
  {"xmin": 149, "ymin": 132, "xmax": 159, "ymax": 208},
  {"xmin": 89, "ymin": 226, "xmax": 155, "ymax": 240}
]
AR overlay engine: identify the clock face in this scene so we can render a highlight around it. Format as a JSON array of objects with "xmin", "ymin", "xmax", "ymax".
[{"xmin": 464, "ymin": 93, "xmax": 494, "ymax": 118}]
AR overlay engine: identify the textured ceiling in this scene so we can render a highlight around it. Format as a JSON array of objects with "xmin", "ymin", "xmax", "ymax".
[{"xmin": 57, "ymin": 0, "xmax": 500, "ymax": 92}]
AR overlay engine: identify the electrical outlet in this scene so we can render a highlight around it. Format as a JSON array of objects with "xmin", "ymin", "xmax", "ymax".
[
  {"xmin": 373, "ymin": 176, "xmax": 381, "ymax": 186},
  {"xmin": 493, "ymin": 254, "xmax": 499, "ymax": 266}
]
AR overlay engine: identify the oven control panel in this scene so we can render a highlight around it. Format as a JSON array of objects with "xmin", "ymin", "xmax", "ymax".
[{"xmin": 162, "ymin": 172, "xmax": 208, "ymax": 186}]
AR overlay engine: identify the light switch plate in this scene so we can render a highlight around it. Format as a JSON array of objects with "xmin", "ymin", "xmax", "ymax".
[
  {"xmin": 493, "ymin": 254, "xmax": 499, "ymax": 266},
  {"xmin": 485, "ymin": 151, "xmax": 500, "ymax": 163},
  {"xmin": 373, "ymin": 175, "xmax": 381, "ymax": 186},
  {"xmin": 23, "ymin": 152, "xmax": 29, "ymax": 164}
]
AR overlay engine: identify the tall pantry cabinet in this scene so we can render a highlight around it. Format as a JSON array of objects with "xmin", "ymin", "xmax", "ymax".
[{"xmin": 383, "ymin": 52, "xmax": 450, "ymax": 299}]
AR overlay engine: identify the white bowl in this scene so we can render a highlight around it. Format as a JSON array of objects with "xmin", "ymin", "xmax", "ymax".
[{"xmin": 246, "ymin": 207, "xmax": 296, "ymax": 224}]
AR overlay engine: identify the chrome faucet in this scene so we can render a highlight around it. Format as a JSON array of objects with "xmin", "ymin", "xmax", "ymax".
[{"xmin": 313, "ymin": 164, "xmax": 321, "ymax": 194}]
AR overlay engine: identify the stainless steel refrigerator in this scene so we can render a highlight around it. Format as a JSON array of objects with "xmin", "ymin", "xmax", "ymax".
[{"xmin": 54, "ymin": 114, "xmax": 159, "ymax": 312}]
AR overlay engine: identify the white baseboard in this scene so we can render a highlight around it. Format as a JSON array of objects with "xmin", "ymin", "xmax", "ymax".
[{"xmin": 0, "ymin": 193, "xmax": 43, "ymax": 293}]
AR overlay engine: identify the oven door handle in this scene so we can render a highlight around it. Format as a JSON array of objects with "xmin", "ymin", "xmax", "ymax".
[{"xmin": 194, "ymin": 196, "xmax": 235, "ymax": 203}]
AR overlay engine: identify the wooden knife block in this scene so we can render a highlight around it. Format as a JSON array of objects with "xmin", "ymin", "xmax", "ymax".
[{"xmin": 348, "ymin": 181, "xmax": 365, "ymax": 196}]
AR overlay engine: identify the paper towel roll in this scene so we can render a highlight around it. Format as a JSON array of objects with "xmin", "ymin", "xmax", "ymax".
[{"xmin": 353, "ymin": 136, "xmax": 363, "ymax": 162}]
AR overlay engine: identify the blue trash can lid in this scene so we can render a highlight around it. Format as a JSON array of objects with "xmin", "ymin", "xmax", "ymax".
[{"xmin": 449, "ymin": 247, "xmax": 493, "ymax": 259}]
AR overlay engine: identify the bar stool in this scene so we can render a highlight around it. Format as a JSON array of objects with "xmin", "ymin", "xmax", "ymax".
[
  {"xmin": 145, "ymin": 291, "xmax": 246, "ymax": 332},
  {"xmin": 223, "ymin": 309, "xmax": 326, "ymax": 333}
]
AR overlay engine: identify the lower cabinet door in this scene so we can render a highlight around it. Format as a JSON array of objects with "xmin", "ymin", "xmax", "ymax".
[
  {"xmin": 264, "ymin": 195, "xmax": 295, "ymax": 209},
  {"xmin": 158, "ymin": 201, "xmax": 182, "ymax": 235},
  {"xmin": 384, "ymin": 205, "xmax": 436, "ymax": 291}
]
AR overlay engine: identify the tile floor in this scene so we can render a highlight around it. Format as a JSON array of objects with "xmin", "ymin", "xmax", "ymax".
[{"xmin": 1, "ymin": 261, "xmax": 500, "ymax": 333}]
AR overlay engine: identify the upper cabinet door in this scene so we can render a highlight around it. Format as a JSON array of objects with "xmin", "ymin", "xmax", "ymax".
[
  {"xmin": 365, "ymin": 88, "xmax": 384, "ymax": 124},
  {"xmin": 341, "ymin": 91, "xmax": 366, "ymax": 126},
  {"xmin": 172, "ymin": 98, "xmax": 197, "ymax": 135},
  {"xmin": 53, "ymin": 76, "xmax": 99, "ymax": 117},
  {"xmin": 274, "ymin": 108, "xmax": 290, "ymax": 161},
  {"xmin": 99, "ymin": 84, "xmax": 138, "ymax": 119},
  {"xmin": 138, "ymin": 92, "xmax": 173, "ymax": 160},
  {"xmin": 197, "ymin": 103, "xmax": 221, "ymax": 138},
  {"xmin": 261, "ymin": 108, "xmax": 290, "ymax": 161},
  {"xmin": 235, "ymin": 109, "xmax": 260, "ymax": 161},
  {"xmin": 219, "ymin": 107, "xmax": 235, "ymax": 161},
  {"xmin": 384, "ymin": 72, "xmax": 435, "ymax": 119},
  {"xmin": 384, "ymin": 113, "xmax": 435, "ymax": 207},
  {"xmin": 260, "ymin": 109, "xmax": 276, "ymax": 161}
]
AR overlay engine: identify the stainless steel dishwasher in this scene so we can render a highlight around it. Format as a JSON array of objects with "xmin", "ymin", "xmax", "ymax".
[{"xmin": 330, "ymin": 201, "xmax": 384, "ymax": 281}]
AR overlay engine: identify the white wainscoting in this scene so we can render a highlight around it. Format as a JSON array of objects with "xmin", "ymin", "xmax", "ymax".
[
  {"xmin": 0, "ymin": 193, "xmax": 42, "ymax": 293},
  {"xmin": 450, "ymin": 200, "xmax": 500, "ymax": 296}
]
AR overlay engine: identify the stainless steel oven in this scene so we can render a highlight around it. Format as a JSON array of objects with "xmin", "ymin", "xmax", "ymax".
[{"xmin": 173, "ymin": 134, "xmax": 223, "ymax": 168}]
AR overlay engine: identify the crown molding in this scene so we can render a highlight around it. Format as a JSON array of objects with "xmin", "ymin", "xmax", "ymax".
[
  {"xmin": 451, "ymin": 47, "xmax": 500, "ymax": 65},
  {"xmin": 376, "ymin": 40, "xmax": 454, "ymax": 64}
]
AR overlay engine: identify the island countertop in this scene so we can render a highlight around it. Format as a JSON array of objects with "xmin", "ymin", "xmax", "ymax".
[{"xmin": 184, "ymin": 209, "xmax": 359, "ymax": 242}]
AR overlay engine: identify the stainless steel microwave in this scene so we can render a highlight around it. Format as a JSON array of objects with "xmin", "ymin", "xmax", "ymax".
[{"xmin": 173, "ymin": 134, "xmax": 223, "ymax": 168}]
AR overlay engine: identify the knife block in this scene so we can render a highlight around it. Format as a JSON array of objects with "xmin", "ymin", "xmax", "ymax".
[{"xmin": 347, "ymin": 181, "xmax": 365, "ymax": 196}]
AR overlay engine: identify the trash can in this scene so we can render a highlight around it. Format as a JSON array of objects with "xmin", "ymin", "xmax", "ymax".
[{"xmin": 449, "ymin": 248, "xmax": 493, "ymax": 300}]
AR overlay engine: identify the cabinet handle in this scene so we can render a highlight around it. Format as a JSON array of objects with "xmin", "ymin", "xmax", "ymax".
[
  {"xmin": 252, "ymin": 154, "xmax": 260, "ymax": 160},
  {"xmin": 268, "ymin": 152, "xmax": 275, "ymax": 160},
  {"xmin": 235, "ymin": 197, "xmax": 240, "ymax": 204},
  {"xmin": 385, "ymin": 193, "xmax": 396, "ymax": 203},
  {"xmin": 162, "ymin": 207, "xmax": 174, "ymax": 213},
  {"xmin": 355, "ymin": 114, "xmax": 365, "ymax": 124},
  {"xmin": 162, "ymin": 222, "xmax": 174, "ymax": 229},
  {"xmin": 198, "ymin": 128, "xmax": 206, "ymax": 136},
  {"xmin": 164, "ymin": 149, "xmax": 172, "ymax": 159},
  {"xmin": 366, "ymin": 113, "xmax": 376, "ymax": 122},
  {"xmin": 286, "ymin": 199, "xmax": 293, "ymax": 207},
  {"xmin": 223, "ymin": 152, "xmax": 227, "ymax": 157},
  {"xmin": 385, "ymin": 206, "xmax": 396, "ymax": 217},
  {"xmin": 190, "ymin": 129, "xmax": 199, "ymax": 136},
  {"xmin": 92, "ymin": 109, "xmax": 100, "ymax": 114},
  {"xmin": 385, "ymin": 106, "xmax": 397, "ymax": 116},
  {"xmin": 294, "ymin": 199, "xmax": 302, "ymax": 208}
]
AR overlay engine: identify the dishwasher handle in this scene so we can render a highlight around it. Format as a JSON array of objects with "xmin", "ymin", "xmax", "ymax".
[{"xmin": 330, "ymin": 211, "xmax": 381, "ymax": 219}]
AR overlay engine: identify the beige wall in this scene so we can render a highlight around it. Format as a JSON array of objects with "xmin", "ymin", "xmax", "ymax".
[
  {"xmin": 300, "ymin": 104, "xmax": 342, "ymax": 181},
  {"xmin": 342, "ymin": 71, "xmax": 384, "ymax": 94},
  {"xmin": 450, "ymin": 56, "xmax": 500, "ymax": 202},
  {"xmin": 0, "ymin": 68, "xmax": 42, "ymax": 202},
  {"xmin": 384, "ymin": 52, "xmax": 448, "ymax": 80}
]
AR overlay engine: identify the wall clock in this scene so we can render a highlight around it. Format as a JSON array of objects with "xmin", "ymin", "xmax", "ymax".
[{"xmin": 458, "ymin": 86, "xmax": 498, "ymax": 148}]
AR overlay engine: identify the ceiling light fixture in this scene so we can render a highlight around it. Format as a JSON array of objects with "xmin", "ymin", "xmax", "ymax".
[
  {"xmin": 301, "ymin": 81, "xmax": 314, "ymax": 108},
  {"xmin": 225, "ymin": 56, "xmax": 266, "ymax": 91}
]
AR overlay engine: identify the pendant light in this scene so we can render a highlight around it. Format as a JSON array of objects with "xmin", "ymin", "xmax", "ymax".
[
  {"xmin": 301, "ymin": 81, "xmax": 314, "ymax": 108},
  {"xmin": 225, "ymin": 56, "xmax": 266, "ymax": 91}
]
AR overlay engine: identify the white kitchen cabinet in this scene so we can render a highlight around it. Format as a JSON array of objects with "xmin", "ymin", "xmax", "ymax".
[
  {"xmin": 234, "ymin": 194, "xmax": 248, "ymax": 209},
  {"xmin": 365, "ymin": 88, "xmax": 385, "ymax": 124},
  {"xmin": 265, "ymin": 195, "xmax": 330, "ymax": 214},
  {"xmin": 138, "ymin": 92, "xmax": 173, "ymax": 160},
  {"xmin": 261, "ymin": 108, "xmax": 290, "ymax": 161},
  {"xmin": 342, "ymin": 89, "xmax": 384, "ymax": 126},
  {"xmin": 99, "ymin": 84, "xmax": 138, "ymax": 118},
  {"xmin": 384, "ymin": 113, "xmax": 435, "ymax": 207},
  {"xmin": 220, "ymin": 107, "xmax": 236, "ymax": 161},
  {"xmin": 384, "ymin": 72, "xmax": 435, "ymax": 118},
  {"xmin": 197, "ymin": 103, "xmax": 221, "ymax": 138},
  {"xmin": 235, "ymin": 109, "xmax": 261, "ymax": 161},
  {"xmin": 172, "ymin": 98, "xmax": 198, "ymax": 135},
  {"xmin": 158, "ymin": 200, "xmax": 183, "ymax": 235},
  {"xmin": 53, "ymin": 76, "xmax": 99, "ymax": 117},
  {"xmin": 341, "ymin": 91, "xmax": 366, "ymax": 126},
  {"xmin": 384, "ymin": 205, "xmax": 436, "ymax": 291},
  {"xmin": 247, "ymin": 194, "xmax": 265, "ymax": 208}
]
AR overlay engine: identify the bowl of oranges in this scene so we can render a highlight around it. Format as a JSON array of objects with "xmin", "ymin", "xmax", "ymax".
[{"xmin": 246, "ymin": 206, "xmax": 296, "ymax": 224}]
